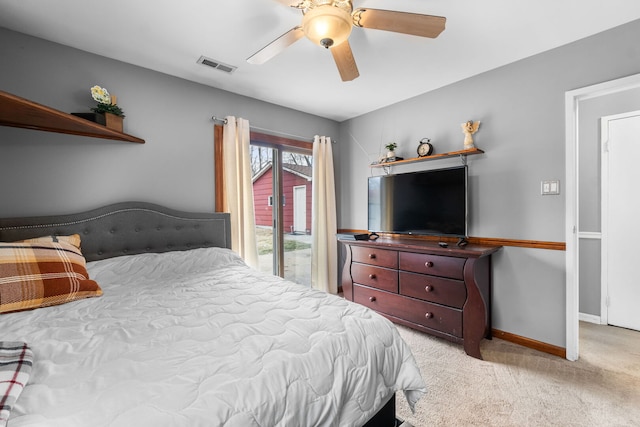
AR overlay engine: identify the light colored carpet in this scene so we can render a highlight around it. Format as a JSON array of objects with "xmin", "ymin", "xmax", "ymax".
[{"xmin": 394, "ymin": 322, "xmax": 640, "ymax": 426}]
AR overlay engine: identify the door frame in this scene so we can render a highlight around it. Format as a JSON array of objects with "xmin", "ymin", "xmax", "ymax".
[{"xmin": 564, "ymin": 73, "xmax": 640, "ymax": 361}]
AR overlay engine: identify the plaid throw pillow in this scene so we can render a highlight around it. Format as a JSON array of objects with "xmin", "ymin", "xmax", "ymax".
[
  {"xmin": 0, "ymin": 342, "xmax": 32, "ymax": 427},
  {"xmin": 0, "ymin": 238, "xmax": 102, "ymax": 314}
]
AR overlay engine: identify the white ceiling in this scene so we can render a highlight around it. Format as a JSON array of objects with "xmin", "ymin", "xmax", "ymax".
[{"xmin": 2, "ymin": 0, "xmax": 640, "ymax": 122}]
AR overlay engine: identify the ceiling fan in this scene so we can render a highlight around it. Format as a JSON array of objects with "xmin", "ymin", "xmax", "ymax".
[{"xmin": 247, "ymin": 0, "xmax": 446, "ymax": 81}]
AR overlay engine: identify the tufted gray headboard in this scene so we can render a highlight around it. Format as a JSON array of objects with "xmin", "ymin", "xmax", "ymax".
[{"xmin": 0, "ymin": 202, "xmax": 231, "ymax": 262}]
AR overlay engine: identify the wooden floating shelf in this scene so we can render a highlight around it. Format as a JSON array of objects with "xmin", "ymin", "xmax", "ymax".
[
  {"xmin": 371, "ymin": 148, "xmax": 484, "ymax": 168},
  {"xmin": 0, "ymin": 90, "xmax": 145, "ymax": 144}
]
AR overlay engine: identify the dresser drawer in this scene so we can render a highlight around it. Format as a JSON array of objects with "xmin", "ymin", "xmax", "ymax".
[
  {"xmin": 399, "ymin": 252, "xmax": 465, "ymax": 279},
  {"xmin": 400, "ymin": 271, "xmax": 466, "ymax": 308},
  {"xmin": 353, "ymin": 285, "xmax": 462, "ymax": 337},
  {"xmin": 351, "ymin": 245, "xmax": 398, "ymax": 269},
  {"xmin": 352, "ymin": 263, "xmax": 398, "ymax": 293}
]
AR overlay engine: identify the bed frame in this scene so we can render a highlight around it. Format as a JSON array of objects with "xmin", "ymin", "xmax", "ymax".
[
  {"xmin": 0, "ymin": 201, "xmax": 232, "ymax": 261},
  {"xmin": 0, "ymin": 201, "xmax": 398, "ymax": 427}
]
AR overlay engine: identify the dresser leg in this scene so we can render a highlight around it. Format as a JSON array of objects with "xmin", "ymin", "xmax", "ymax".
[
  {"xmin": 463, "ymin": 339, "xmax": 483, "ymax": 359},
  {"xmin": 462, "ymin": 258, "xmax": 489, "ymax": 360}
]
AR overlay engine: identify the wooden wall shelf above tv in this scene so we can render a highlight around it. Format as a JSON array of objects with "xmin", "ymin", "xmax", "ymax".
[
  {"xmin": 371, "ymin": 147, "xmax": 484, "ymax": 168},
  {"xmin": 0, "ymin": 90, "xmax": 145, "ymax": 144}
]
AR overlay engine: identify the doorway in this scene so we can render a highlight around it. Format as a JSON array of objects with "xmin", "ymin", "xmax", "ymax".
[
  {"xmin": 565, "ymin": 73, "xmax": 640, "ymax": 361},
  {"xmin": 293, "ymin": 185, "xmax": 307, "ymax": 234},
  {"xmin": 600, "ymin": 110, "xmax": 640, "ymax": 332}
]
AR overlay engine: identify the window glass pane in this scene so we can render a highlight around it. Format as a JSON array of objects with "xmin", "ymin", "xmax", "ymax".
[
  {"xmin": 282, "ymin": 150, "xmax": 312, "ymax": 287},
  {"xmin": 251, "ymin": 145, "xmax": 275, "ymax": 277}
]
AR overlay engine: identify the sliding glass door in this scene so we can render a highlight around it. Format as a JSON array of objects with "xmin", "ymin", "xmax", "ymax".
[{"xmin": 250, "ymin": 139, "xmax": 313, "ymax": 286}]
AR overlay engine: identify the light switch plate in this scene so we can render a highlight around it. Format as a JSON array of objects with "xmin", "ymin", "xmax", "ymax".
[{"xmin": 541, "ymin": 180, "xmax": 560, "ymax": 195}]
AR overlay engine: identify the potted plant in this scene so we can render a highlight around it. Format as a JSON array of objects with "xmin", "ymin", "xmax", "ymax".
[
  {"xmin": 385, "ymin": 142, "xmax": 397, "ymax": 159},
  {"xmin": 90, "ymin": 85, "xmax": 125, "ymax": 131}
]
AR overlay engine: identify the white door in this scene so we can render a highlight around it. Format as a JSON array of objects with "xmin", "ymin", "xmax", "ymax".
[
  {"xmin": 601, "ymin": 110, "xmax": 640, "ymax": 331},
  {"xmin": 293, "ymin": 185, "xmax": 306, "ymax": 233}
]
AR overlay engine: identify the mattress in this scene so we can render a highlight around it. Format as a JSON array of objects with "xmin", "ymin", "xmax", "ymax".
[{"xmin": 1, "ymin": 247, "xmax": 426, "ymax": 426}]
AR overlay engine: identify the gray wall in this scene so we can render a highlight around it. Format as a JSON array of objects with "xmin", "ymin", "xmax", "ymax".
[
  {"xmin": 336, "ymin": 19, "xmax": 640, "ymax": 347},
  {"xmin": 0, "ymin": 27, "xmax": 339, "ymax": 218}
]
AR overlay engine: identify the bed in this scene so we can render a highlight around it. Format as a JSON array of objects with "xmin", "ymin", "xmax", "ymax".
[{"xmin": 0, "ymin": 202, "xmax": 426, "ymax": 427}]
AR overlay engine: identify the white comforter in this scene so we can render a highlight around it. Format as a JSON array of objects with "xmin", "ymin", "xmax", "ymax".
[{"xmin": 2, "ymin": 247, "xmax": 426, "ymax": 426}]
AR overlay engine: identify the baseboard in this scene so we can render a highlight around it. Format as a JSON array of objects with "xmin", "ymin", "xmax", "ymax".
[
  {"xmin": 492, "ymin": 328, "xmax": 566, "ymax": 358},
  {"xmin": 579, "ymin": 312, "xmax": 602, "ymax": 324}
]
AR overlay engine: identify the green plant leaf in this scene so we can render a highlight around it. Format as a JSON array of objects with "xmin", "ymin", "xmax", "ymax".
[{"xmin": 91, "ymin": 103, "xmax": 125, "ymax": 117}]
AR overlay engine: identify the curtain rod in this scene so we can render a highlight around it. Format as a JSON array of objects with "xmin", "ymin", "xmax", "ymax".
[
  {"xmin": 211, "ymin": 116, "xmax": 336, "ymax": 144},
  {"xmin": 211, "ymin": 116, "xmax": 228, "ymax": 124}
]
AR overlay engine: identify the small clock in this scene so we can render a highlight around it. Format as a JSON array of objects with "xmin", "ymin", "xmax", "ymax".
[{"xmin": 417, "ymin": 138, "xmax": 433, "ymax": 157}]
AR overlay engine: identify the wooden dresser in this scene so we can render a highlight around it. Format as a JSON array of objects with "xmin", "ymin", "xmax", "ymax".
[{"xmin": 340, "ymin": 237, "xmax": 500, "ymax": 359}]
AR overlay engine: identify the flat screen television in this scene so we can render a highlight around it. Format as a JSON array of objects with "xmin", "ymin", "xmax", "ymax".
[{"xmin": 368, "ymin": 165, "xmax": 468, "ymax": 238}]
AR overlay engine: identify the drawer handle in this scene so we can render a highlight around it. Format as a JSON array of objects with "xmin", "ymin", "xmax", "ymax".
[
  {"xmin": 425, "ymin": 261, "xmax": 434, "ymax": 268},
  {"xmin": 369, "ymin": 273, "xmax": 376, "ymax": 279},
  {"xmin": 425, "ymin": 312, "xmax": 433, "ymax": 319},
  {"xmin": 425, "ymin": 285, "xmax": 434, "ymax": 292},
  {"xmin": 368, "ymin": 253, "xmax": 376, "ymax": 259},
  {"xmin": 369, "ymin": 296, "xmax": 377, "ymax": 302}
]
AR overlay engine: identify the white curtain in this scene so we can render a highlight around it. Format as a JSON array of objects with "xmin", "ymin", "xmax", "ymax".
[
  {"xmin": 222, "ymin": 116, "xmax": 259, "ymax": 269},
  {"xmin": 311, "ymin": 135, "xmax": 338, "ymax": 294}
]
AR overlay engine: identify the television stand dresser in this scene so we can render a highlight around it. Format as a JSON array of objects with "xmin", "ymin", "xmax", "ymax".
[{"xmin": 339, "ymin": 237, "xmax": 501, "ymax": 359}]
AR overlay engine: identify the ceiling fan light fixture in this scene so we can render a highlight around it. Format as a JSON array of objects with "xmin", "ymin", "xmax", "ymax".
[{"xmin": 302, "ymin": 5, "xmax": 352, "ymax": 49}]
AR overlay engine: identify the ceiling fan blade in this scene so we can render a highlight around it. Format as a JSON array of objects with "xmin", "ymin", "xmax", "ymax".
[
  {"xmin": 247, "ymin": 26, "xmax": 305, "ymax": 64},
  {"xmin": 330, "ymin": 40, "xmax": 359, "ymax": 82},
  {"xmin": 352, "ymin": 8, "xmax": 446, "ymax": 38}
]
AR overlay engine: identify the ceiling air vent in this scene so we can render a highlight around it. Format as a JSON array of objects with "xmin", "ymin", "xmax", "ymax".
[{"xmin": 197, "ymin": 56, "xmax": 237, "ymax": 74}]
